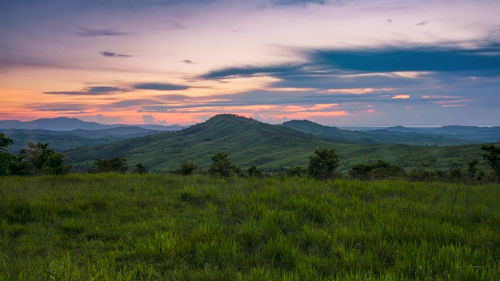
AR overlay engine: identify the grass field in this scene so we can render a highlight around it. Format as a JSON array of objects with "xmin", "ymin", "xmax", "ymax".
[{"xmin": 1, "ymin": 174, "xmax": 499, "ymax": 280}]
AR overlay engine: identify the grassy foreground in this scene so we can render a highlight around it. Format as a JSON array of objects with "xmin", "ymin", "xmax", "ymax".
[{"xmin": 0, "ymin": 174, "xmax": 499, "ymax": 280}]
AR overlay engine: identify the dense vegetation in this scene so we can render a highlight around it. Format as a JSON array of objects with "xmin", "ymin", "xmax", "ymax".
[
  {"xmin": 65, "ymin": 115, "xmax": 490, "ymax": 173},
  {"xmin": 282, "ymin": 120, "xmax": 472, "ymax": 146},
  {"xmin": 0, "ymin": 174, "xmax": 498, "ymax": 280}
]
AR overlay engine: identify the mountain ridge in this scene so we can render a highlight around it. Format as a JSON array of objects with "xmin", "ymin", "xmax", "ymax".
[{"xmin": 66, "ymin": 114, "xmax": 485, "ymax": 172}]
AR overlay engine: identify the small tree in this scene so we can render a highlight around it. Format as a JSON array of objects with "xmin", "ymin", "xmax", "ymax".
[
  {"xmin": 170, "ymin": 162, "xmax": 197, "ymax": 175},
  {"xmin": 308, "ymin": 148, "xmax": 339, "ymax": 180},
  {"xmin": 16, "ymin": 142, "xmax": 71, "ymax": 175},
  {"xmin": 90, "ymin": 158, "xmax": 128, "ymax": 173},
  {"xmin": 0, "ymin": 133, "xmax": 15, "ymax": 176},
  {"xmin": 287, "ymin": 166, "xmax": 307, "ymax": 177},
  {"xmin": 134, "ymin": 163, "xmax": 147, "ymax": 174},
  {"xmin": 208, "ymin": 152, "xmax": 240, "ymax": 177},
  {"xmin": 248, "ymin": 165, "xmax": 263, "ymax": 178},
  {"xmin": 481, "ymin": 144, "xmax": 500, "ymax": 180}
]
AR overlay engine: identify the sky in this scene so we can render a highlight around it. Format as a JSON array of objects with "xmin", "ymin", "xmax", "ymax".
[{"xmin": 1, "ymin": 0, "xmax": 499, "ymax": 126}]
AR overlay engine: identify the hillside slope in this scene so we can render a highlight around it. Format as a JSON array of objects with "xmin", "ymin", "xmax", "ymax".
[
  {"xmin": 66, "ymin": 114, "xmax": 485, "ymax": 172},
  {"xmin": 282, "ymin": 120, "xmax": 470, "ymax": 146},
  {"xmin": 0, "ymin": 127, "xmax": 162, "ymax": 152}
]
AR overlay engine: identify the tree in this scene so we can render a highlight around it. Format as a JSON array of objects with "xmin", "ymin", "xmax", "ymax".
[
  {"xmin": 134, "ymin": 163, "xmax": 147, "ymax": 174},
  {"xmin": 208, "ymin": 152, "xmax": 240, "ymax": 177},
  {"xmin": 0, "ymin": 133, "xmax": 15, "ymax": 176},
  {"xmin": 308, "ymin": 148, "xmax": 339, "ymax": 180},
  {"xmin": 248, "ymin": 165, "xmax": 263, "ymax": 178},
  {"xmin": 170, "ymin": 162, "xmax": 197, "ymax": 175},
  {"xmin": 90, "ymin": 158, "xmax": 128, "ymax": 173},
  {"xmin": 349, "ymin": 160, "xmax": 404, "ymax": 180},
  {"xmin": 16, "ymin": 142, "xmax": 71, "ymax": 175},
  {"xmin": 287, "ymin": 166, "xmax": 307, "ymax": 177},
  {"xmin": 481, "ymin": 144, "xmax": 500, "ymax": 180}
]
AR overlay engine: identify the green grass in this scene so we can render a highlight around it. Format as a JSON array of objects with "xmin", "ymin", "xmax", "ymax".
[{"xmin": 1, "ymin": 174, "xmax": 499, "ymax": 280}]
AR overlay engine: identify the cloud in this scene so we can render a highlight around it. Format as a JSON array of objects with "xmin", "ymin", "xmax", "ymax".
[
  {"xmin": 308, "ymin": 44, "xmax": 500, "ymax": 73},
  {"xmin": 392, "ymin": 94, "xmax": 410, "ymax": 99},
  {"xmin": 27, "ymin": 103, "xmax": 87, "ymax": 112},
  {"xmin": 201, "ymin": 64, "xmax": 302, "ymax": 80},
  {"xmin": 203, "ymin": 43, "xmax": 500, "ymax": 81},
  {"xmin": 104, "ymin": 99, "xmax": 159, "ymax": 109},
  {"xmin": 44, "ymin": 86, "xmax": 126, "ymax": 95},
  {"xmin": 100, "ymin": 51, "xmax": 131, "ymax": 58},
  {"xmin": 74, "ymin": 27, "xmax": 127, "ymax": 37},
  {"xmin": 273, "ymin": 0, "xmax": 326, "ymax": 6},
  {"xmin": 133, "ymin": 83, "xmax": 189, "ymax": 91}
]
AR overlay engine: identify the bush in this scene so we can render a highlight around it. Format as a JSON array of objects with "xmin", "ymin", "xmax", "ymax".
[
  {"xmin": 170, "ymin": 162, "xmax": 197, "ymax": 176},
  {"xmin": 481, "ymin": 144, "xmax": 500, "ymax": 180},
  {"xmin": 350, "ymin": 160, "xmax": 405, "ymax": 180},
  {"xmin": 89, "ymin": 158, "xmax": 128, "ymax": 173},
  {"xmin": 15, "ymin": 142, "xmax": 71, "ymax": 175},
  {"xmin": 0, "ymin": 133, "xmax": 15, "ymax": 176},
  {"xmin": 248, "ymin": 165, "xmax": 263, "ymax": 178},
  {"xmin": 286, "ymin": 166, "xmax": 307, "ymax": 177},
  {"xmin": 308, "ymin": 148, "xmax": 338, "ymax": 180},
  {"xmin": 134, "ymin": 163, "xmax": 148, "ymax": 174},
  {"xmin": 208, "ymin": 152, "xmax": 241, "ymax": 177}
]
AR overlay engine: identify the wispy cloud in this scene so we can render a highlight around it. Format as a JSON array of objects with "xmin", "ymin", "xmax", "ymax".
[
  {"xmin": 100, "ymin": 51, "xmax": 131, "ymax": 58},
  {"xmin": 44, "ymin": 86, "xmax": 126, "ymax": 95},
  {"xmin": 273, "ymin": 0, "xmax": 326, "ymax": 6},
  {"xmin": 27, "ymin": 103, "xmax": 87, "ymax": 112},
  {"xmin": 133, "ymin": 83, "xmax": 189, "ymax": 91},
  {"xmin": 74, "ymin": 27, "xmax": 127, "ymax": 37}
]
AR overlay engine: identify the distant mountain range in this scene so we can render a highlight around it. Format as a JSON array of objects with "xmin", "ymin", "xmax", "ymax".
[
  {"xmin": 281, "ymin": 120, "xmax": 500, "ymax": 145},
  {"xmin": 65, "ymin": 114, "xmax": 486, "ymax": 172},
  {"xmin": 1, "ymin": 116, "xmax": 498, "ymax": 171},
  {"xmin": 0, "ymin": 127, "xmax": 166, "ymax": 153},
  {"xmin": 0, "ymin": 117, "xmax": 184, "ymax": 131}
]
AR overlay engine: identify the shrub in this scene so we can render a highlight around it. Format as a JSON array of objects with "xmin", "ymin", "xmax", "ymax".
[
  {"xmin": 15, "ymin": 142, "xmax": 71, "ymax": 175},
  {"xmin": 89, "ymin": 158, "xmax": 128, "ymax": 173},
  {"xmin": 208, "ymin": 152, "xmax": 241, "ymax": 177},
  {"xmin": 308, "ymin": 148, "xmax": 339, "ymax": 180},
  {"xmin": 286, "ymin": 166, "xmax": 307, "ymax": 177},
  {"xmin": 134, "ymin": 163, "xmax": 147, "ymax": 174},
  {"xmin": 170, "ymin": 162, "xmax": 197, "ymax": 176},
  {"xmin": 481, "ymin": 144, "xmax": 500, "ymax": 180},
  {"xmin": 248, "ymin": 165, "xmax": 263, "ymax": 178},
  {"xmin": 350, "ymin": 160, "xmax": 405, "ymax": 180}
]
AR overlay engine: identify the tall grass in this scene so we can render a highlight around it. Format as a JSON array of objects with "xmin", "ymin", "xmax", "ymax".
[{"xmin": 0, "ymin": 174, "xmax": 498, "ymax": 280}]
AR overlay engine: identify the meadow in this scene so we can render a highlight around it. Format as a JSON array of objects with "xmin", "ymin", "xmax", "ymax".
[{"xmin": 0, "ymin": 174, "xmax": 499, "ymax": 280}]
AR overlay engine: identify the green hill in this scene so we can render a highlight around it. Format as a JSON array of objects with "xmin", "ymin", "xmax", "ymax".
[
  {"xmin": 0, "ymin": 127, "xmax": 162, "ymax": 153},
  {"xmin": 282, "ymin": 120, "xmax": 470, "ymax": 146},
  {"xmin": 66, "ymin": 114, "xmax": 487, "ymax": 172}
]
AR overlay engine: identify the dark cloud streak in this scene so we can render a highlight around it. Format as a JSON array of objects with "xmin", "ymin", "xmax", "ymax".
[
  {"xmin": 44, "ymin": 86, "xmax": 126, "ymax": 95},
  {"xmin": 100, "ymin": 51, "xmax": 131, "ymax": 58},
  {"xmin": 133, "ymin": 83, "xmax": 189, "ymax": 90}
]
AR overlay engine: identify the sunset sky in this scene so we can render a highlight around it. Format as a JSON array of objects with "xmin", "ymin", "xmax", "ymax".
[{"xmin": 1, "ymin": 0, "xmax": 499, "ymax": 126}]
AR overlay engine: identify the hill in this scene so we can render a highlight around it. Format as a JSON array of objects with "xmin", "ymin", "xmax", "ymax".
[
  {"xmin": 0, "ymin": 127, "xmax": 163, "ymax": 153},
  {"xmin": 0, "ymin": 117, "xmax": 184, "ymax": 131},
  {"xmin": 281, "ymin": 120, "xmax": 470, "ymax": 146},
  {"xmin": 66, "ymin": 114, "xmax": 485, "ymax": 172},
  {"xmin": 384, "ymin": 125, "xmax": 500, "ymax": 143}
]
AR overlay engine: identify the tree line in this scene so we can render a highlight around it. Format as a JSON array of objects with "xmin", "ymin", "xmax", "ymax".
[{"xmin": 1, "ymin": 133, "xmax": 499, "ymax": 182}]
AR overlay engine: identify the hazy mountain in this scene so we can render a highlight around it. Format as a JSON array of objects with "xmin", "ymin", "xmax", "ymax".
[
  {"xmin": 384, "ymin": 126, "xmax": 500, "ymax": 143},
  {"xmin": 281, "ymin": 120, "xmax": 470, "ymax": 146},
  {"xmin": 0, "ymin": 117, "xmax": 184, "ymax": 131},
  {"xmin": 66, "ymin": 114, "xmax": 484, "ymax": 172},
  {"xmin": 0, "ymin": 127, "xmax": 163, "ymax": 152}
]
